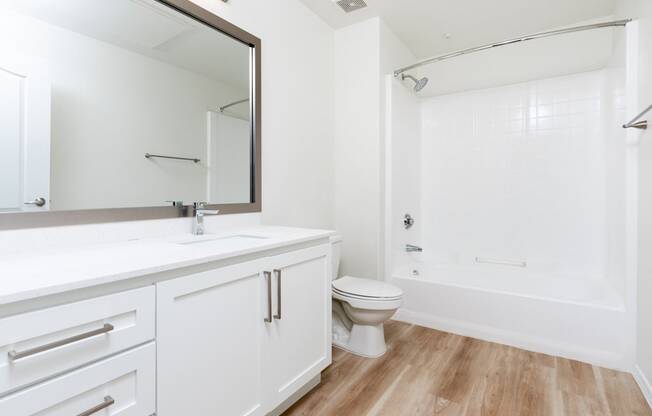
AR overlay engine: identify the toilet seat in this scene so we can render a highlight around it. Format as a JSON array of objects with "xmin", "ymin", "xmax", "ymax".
[
  {"xmin": 332, "ymin": 276, "xmax": 402, "ymax": 310},
  {"xmin": 332, "ymin": 276, "xmax": 403, "ymax": 298},
  {"xmin": 333, "ymin": 291, "xmax": 402, "ymax": 310}
]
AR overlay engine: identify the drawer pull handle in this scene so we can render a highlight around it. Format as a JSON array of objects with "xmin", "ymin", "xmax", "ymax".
[
  {"xmin": 273, "ymin": 269, "xmax": 282, "ymax": 320},
  {"xmin": 264, "ymin": 271, "xmax": 273, "ymax": 323},
  {"xmin": 8, "ymin": 323, "xmax": 115, "ymax": 361},
  {"xmin": 77, "ymin": 396, "xmax": 115, "ymax": 416}
]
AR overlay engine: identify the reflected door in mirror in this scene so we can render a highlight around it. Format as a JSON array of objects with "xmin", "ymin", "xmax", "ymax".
[{"xmin": 0, "ymin": 55, "xmax": 51, "ymax": 212}]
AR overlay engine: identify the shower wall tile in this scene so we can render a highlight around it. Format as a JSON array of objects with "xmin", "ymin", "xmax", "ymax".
[{"xmin": 420, "ymin": 69, "xmax": 624, "ymax": 281}]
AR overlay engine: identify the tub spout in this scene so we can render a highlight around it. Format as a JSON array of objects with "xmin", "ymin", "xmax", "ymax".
[{"xmin": 405, "ymin": 244, "xmax": 423, "ymax": 253}]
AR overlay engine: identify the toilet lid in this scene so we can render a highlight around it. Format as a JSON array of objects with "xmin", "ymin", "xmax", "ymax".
[{"xmin": 332, "ymin": 276, "xmax": 403, "ymax": 299}]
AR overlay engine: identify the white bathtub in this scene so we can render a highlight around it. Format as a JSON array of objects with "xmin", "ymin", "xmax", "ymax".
[{"xmin": 391, "ymin": 263, "xmax": 629, "ymax": 369}]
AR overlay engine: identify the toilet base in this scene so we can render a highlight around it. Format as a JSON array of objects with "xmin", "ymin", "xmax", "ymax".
[{"xmin": 332, "ymin": 317, "xmax": 387, "ymax": 358}]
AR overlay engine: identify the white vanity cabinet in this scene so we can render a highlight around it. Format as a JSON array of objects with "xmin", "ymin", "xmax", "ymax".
[
  {"xmin": 156, "ymin": 243, "xmax": 331, "ymax": 416},
  {"xmin": 0, "ymin": 231, "xmax": 333, "ymax": 416}
]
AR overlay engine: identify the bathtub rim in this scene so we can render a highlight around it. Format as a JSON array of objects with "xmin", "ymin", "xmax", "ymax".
[{"xmin": 391, "ymin": 273, "xmax": 626, "ymax": 312}]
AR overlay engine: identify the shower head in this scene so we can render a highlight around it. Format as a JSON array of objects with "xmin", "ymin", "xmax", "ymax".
[{"xmin": 401, "ymin": 73, "xmax": 429, "ymax": 92}]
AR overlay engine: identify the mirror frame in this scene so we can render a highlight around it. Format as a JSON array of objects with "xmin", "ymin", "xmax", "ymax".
[{"xmin": 0, "ymin": 0, "xmax": 262, "ymax": 230}]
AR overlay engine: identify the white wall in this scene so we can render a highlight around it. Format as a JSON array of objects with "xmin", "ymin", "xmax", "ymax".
[
  {"xmin": 386, "ymin": 77, "xmax": 421, "ymax": 273},
  {"xmin": 207, "ymin": 112, "xmax": 251, "ymax": 204},
  {"xmin": 0, "ymin": 0, "xmax": 335, "ymax": 254},
  {"xmin": 379, "ymin": 21, "xmax": 418, "ymax": 280},
  {"xmin": 617, "ymin": 0, "xmax": 652, "ymax": 405},
  {"xmin": 0, "ymin": 8, "xmax": 248, "ymax": 210},
  {"xmin": 333, "ymin": 18, "xmax": 414, "ymax": 279},
  {"xmin": 334, "ymin": 19, "xmax": 381, "ymax": 279}
]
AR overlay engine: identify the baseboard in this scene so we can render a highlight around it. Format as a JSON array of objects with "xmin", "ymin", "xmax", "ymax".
[
  {"xmin": 393, "ymin": 308, "xmax": 627, "ymax": 371},
  {"xmin": 634, "ymin": 365, "xmax": 652, "ymax": 410}
]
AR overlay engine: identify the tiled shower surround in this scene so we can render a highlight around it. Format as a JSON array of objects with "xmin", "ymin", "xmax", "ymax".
[{"xmin": 420, "ymin": 69, "xmax": 626, "ymax": 287}]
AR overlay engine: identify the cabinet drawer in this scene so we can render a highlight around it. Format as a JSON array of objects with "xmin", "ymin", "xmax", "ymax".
[
  {"xmin": 0, "ymin": 286, "xmax": 155, "ymax": 395},
  {"xmin": 0, "ymin": 342, "xmax": 155, "ymax": 416}
]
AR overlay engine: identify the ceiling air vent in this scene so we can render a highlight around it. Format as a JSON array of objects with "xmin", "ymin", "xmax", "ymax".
[{"xmin": 335, "ymin": 0, "xmax": 367, "ymax": 13}]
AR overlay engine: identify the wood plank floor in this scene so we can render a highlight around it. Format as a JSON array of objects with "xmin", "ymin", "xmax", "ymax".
[{"xmin": 284, "ymin": 321, "xmax": 652, "ymax": 416}]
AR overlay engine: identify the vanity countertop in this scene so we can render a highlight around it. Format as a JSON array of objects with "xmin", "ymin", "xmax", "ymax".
[{"xmin": 0, "ymin": 226, "xmax": 335, "ymax": 306}]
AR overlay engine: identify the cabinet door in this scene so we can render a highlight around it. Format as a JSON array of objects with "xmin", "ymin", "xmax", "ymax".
[
  {"xmin": 157, "ymin": 260, "xmax": 266, "ymax": 416},
  {"xmin": 264, "ymin": 244, "xmax": 331, "ymax": 410}
]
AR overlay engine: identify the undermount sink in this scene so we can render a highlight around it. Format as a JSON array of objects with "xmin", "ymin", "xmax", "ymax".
[{"xmin": 175, "ymin": 234, "xmax": 269, "ymax": 246}]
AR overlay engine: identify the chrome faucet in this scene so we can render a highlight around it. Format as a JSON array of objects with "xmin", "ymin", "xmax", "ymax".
[
  {"xmin": 192, "ymin": 202, "xmax": 219, "ymax": 235},
  {"xmin": 405, "ymin": 244, "xmax": 423, "ymax": 253}
]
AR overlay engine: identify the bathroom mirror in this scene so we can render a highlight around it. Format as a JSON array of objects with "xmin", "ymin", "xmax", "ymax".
[{"xmin": 0, "ymin": 0, "xmax": 261, "ymax": 229}]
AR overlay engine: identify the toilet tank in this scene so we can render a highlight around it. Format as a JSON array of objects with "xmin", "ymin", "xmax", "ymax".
[{"xmin": 330, "ymin": 234, "xmax": 342, "ymax": 281}]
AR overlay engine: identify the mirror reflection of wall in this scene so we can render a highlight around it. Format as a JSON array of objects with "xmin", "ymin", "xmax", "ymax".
[
  {"xmin": 207, "ymin": 110, "xmax": 251, "ymax": 204},
  {"xmin": 0, "ymin": 0, "xmax": 252, "ymax": 212}
]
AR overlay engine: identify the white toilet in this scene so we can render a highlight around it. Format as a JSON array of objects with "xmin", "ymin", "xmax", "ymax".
[{"xmin": 330, "ymin": 235, "xmax": 403, "ymax": 358}]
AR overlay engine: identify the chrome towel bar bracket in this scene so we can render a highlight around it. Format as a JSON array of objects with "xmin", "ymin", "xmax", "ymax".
[{"xmin": 623, "ymin": 104, "xmax": 651, "ymax": 130}]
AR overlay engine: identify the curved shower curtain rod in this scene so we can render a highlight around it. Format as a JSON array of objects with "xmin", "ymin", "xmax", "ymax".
[{"xmin": 394, "ymin": 19, "xmax": 632, "ymax": 77}]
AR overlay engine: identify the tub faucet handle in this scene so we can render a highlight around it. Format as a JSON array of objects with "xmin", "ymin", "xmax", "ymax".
[
  {"xmin": 406, "ymin": 244, "xmax": 423, "ymax": 253},
  {"xmin": 403, "ymin": 214, "xmax": 415, "ymax": 229}
]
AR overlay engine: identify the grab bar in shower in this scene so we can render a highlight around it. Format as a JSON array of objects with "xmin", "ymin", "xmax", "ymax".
[
  {"xmin": 475, "ymin": 257, "xmax": 527, "ymax": 268},
  {"xmin": 623, "ymin": 104, "xmax": 651, "ymax": 130}
]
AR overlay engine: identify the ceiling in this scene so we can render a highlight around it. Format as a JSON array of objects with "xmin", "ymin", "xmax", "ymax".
[{"xmin": 299, "ymin": 0, "xmax": 618, "ymax": 59}]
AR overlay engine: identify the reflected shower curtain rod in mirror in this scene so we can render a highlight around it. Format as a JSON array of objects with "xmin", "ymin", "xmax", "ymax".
[
  {"xmin": 394, "ymin": 19, "xmax": 632, "ymax": 76},
  {"xmin": 220, "ymin": 98, "xmax": 249, "ymax": 112}
]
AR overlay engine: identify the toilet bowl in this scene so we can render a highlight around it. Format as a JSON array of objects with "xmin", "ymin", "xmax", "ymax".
[{"xmin": 330, "ymin": 235, "xmax": 403, "ymax": 358}]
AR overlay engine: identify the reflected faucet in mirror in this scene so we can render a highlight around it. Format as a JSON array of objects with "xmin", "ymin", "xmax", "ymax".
[{"xmin": 192, "ymin": 202, "xmax": 219, "ymax": 235}]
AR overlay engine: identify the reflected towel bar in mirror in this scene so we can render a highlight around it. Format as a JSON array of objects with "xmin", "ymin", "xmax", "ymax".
[
  {"xmin": 623, "ymin": 104, "xmax": 651, "ymax": 130},
  {"xmin": 145, "ymin": 153, "xmax": 200, "ymax": 163}
]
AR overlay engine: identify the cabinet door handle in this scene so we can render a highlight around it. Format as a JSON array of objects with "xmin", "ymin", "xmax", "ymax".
[
  {"xmin": 8, "ymin": 324, "xmax": 114, "ymax": 361},
  {"xmin": 264, "ymin": 271, "xmax": 273, "ymax": 323},
  {"xmin": 77, "ymin": 396, "xmax": 115, "ymax": 416},
  {"xmin": 273, "ymin": 269, "xmax": 282, "ymax": 320}
]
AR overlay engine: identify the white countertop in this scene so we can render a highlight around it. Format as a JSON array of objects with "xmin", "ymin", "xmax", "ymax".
[{"xmin": 0, "ymin": 226, "xmax": 334, "ymax": 306}]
